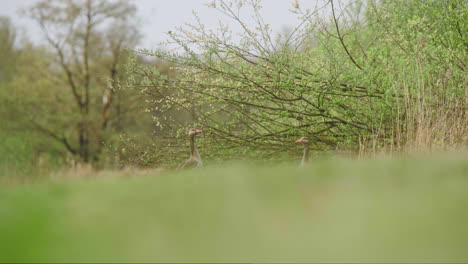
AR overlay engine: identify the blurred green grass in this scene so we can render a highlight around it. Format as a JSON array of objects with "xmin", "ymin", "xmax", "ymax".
[{"xmin": 1, "ymin": 155, "xmax": 468, "ymax": 263}]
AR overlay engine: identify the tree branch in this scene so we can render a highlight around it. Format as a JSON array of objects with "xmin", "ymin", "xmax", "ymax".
[
  {"xmin": 330, "ymin": 0, "xmax": 363, "ymax": 71},
  {"xmin": 30, "ymin": 120, "xmax": 77, "ymax": 155}
]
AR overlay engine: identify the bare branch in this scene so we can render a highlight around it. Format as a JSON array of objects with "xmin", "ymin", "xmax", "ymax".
[{"xmin": 330, "ymin": 0, "xmax": 363, "ymax": 71}]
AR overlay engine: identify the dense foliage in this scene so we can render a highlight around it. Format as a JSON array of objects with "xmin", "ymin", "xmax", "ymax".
[{"xmin": 130, "ymin": 0, "xmax": 466, "ymax": 164}]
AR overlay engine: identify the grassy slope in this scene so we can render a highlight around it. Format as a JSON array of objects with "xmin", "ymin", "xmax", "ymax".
[{"xmin": 1, "ymin": 155, "xmax": 468, "ymax": 263}]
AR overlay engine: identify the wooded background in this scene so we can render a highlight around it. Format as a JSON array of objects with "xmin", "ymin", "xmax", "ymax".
[{"xmin": 1, "ymin": 0, "xmax": 466, "ymax": 177}]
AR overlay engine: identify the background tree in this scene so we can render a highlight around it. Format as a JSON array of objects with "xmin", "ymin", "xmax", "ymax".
[
  {"xmin": 19, "ymin": 0, "xmax": 142, "ymax": 163},
  {"xmin": 0, "ymin": 16, "xmax": 18, "ymax": 83}
]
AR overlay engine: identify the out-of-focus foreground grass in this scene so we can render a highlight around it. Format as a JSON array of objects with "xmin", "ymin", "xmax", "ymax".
[{"xmin": 1, "ymin": 155, "xmax": 468, "ymax": 263}]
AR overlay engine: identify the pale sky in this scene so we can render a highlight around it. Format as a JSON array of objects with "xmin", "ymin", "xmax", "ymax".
[{"xmin": 0, "ymin": 0, "xmax": 319, "ymax": 50}]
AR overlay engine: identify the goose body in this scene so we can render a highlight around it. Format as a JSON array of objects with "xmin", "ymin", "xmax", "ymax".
[{"xmin": 178, "ymin": 128, "xmax": 203, "ymax": 169}]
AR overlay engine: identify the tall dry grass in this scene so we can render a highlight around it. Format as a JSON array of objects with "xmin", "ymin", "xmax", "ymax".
[{"xmin": 358, "ymin": 59, "xmax": 467, "ymax": 158}]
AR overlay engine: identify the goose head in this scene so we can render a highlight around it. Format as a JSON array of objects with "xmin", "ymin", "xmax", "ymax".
[
  {"xmin": 188, "ymin": 128, "xmax": 203, "ymax": 137},
  {"xmin": 295, "ymin": 136, "xmax": 310, "ymax": 145}
]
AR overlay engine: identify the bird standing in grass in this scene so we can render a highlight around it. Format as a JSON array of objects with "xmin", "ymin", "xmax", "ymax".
[
  {"xmin": 295, "ymin": 137, "xmax": 310, "ymax": 167},
  {"xmin": 178, "ymin": 128, "xmax": 203, "ymax": 169}
]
